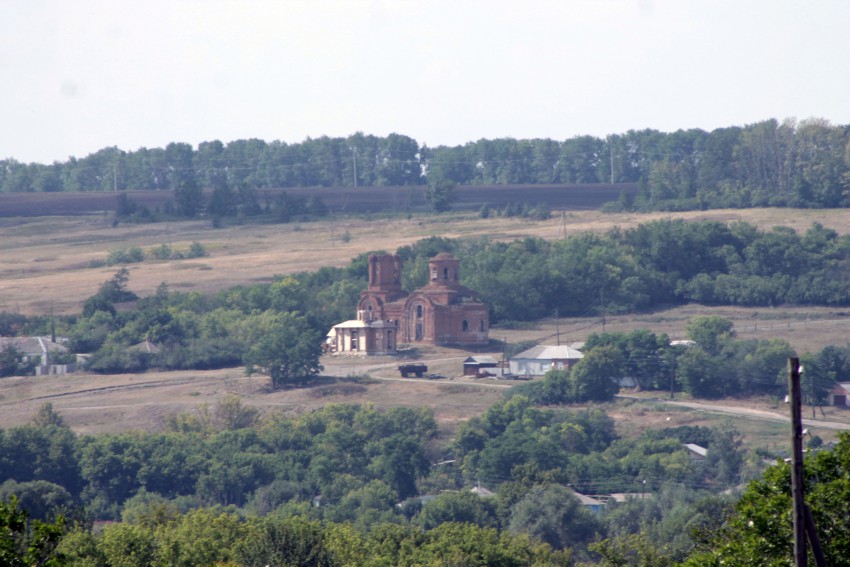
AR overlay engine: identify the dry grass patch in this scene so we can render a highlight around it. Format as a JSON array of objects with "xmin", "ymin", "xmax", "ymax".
[{"xmin": 4, "ymin": 207, "xmax": 850, "ymax": 315}]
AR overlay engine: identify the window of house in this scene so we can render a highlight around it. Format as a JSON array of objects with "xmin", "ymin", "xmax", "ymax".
[
  {"xmin": 479, "ymin": 319, "xmax": 485, "ymax": 332},
  {"xmin": 416, "ymin": 305, "xmax": 423, "ymax": 318},
  {"xmin": 443, "ymin": 267, "xmax": 448, "ymax": 280},
  {"xmin": 350, "ymin": 330, "xmax": 358, "ymax": 350},
  {"xmin": 431, "ymin": 269, "xmax": 437, "ymax": 280},
  {"xmin": 462, "ymin": 320, "xmax": 469, "ymax": 332}
]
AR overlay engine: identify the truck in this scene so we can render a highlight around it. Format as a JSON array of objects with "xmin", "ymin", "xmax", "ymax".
[{"xmin": 398, "ymin": 362, "xmax": 428, "ymax": 378}]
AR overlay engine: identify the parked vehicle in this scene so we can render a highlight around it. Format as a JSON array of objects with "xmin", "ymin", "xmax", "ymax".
[{"xmin": 398, "ymin": 363, "xmax": 428, "ymax": 378}]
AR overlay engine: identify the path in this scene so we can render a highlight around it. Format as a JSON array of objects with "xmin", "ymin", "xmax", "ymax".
[{"xmin": 618, "ymin": 395, "xmax": 850, "ymax": 431}]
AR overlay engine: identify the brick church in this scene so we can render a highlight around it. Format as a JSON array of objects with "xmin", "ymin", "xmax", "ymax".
[{"xmin": 327, "ymin": 253, "xmax": 489, "ymax": 355}]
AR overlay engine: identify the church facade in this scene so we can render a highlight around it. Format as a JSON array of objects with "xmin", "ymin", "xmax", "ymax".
[{"xmin": 328, "ymin": 253, "xmax": 489, "ymax": 355}]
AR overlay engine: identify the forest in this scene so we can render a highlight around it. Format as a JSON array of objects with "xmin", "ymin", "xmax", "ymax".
[
  {"xmin": 1, "ymin": 117, "xmax": 849, "ymax": 212},
  {"xmin": 2, "ymin": 392, "xmax": 849, "ymax": 565}
]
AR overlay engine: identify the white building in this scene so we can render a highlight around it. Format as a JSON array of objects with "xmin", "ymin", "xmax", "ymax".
[{"xmin": 509, "ymin": 344, "xmax": 584, "ymax": 377}]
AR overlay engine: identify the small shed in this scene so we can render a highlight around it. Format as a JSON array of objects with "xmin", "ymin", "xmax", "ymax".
[
  {"xmin": 828, "ymin": 383, "xmax": 850, "ymax": 407},
  {"xmin": 462, "ymin": 355, "xmax": 499, "ymax": 376}
]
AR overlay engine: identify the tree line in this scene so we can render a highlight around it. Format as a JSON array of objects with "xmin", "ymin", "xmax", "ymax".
[
  {"xmin": 4, "ymin": 393, "xmax": 848, "ymax": 564},
  {"xmin": 0, "ymin": 391, "xmax": 763, "ymax": 564},
  {"xmin": 2, "ymin": 118, "xmax": 849, "ymax": 211},
  {"xmin": 4, "ymin": 219, "xmax": 850, "ymax": 380},
  {"xmin": 515, "ymin": 317, "xmax": 845, "ymax": 402}
]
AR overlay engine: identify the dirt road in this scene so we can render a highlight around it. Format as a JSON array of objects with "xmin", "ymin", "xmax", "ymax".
[{"xmin": 618, "ymin": 395, "xmax": 850, "ymax": 431}]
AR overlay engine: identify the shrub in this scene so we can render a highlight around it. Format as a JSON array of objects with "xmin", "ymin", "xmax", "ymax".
[{"xmin": 107, "ymin": 247, "xmax": 145, "ymax": 265}]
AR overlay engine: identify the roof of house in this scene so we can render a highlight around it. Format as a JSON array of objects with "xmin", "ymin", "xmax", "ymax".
[
  {"xmin": 333, "ymin": 319, "xmax": 395, "ymax": 330},
  {"xmin": 333, "ymin": 320, "xmax": 369, "ymax": 329},
  {"xmin": 0, "ymin": 336, "xmax": 68, "ymax": 355},
  {"xmin": 128, "ymin": 339, "xmax": 160, "ymax": 354},
  {"xmin": 685, "ymin": 443, "xmax": 708, "ymax": 457},
  {"xmin": 571, "ymin": 490, "xmax": 604, "ymax": 507},
  {"xmin": 470, "ymin": 485, "xmax": 495, "ymax": 497},
  {"xmin": 830, "ymin": 383, "xmax": 850, "ymax": 394},
  {"xmin": 608, "ymin": 493, "xmax": 650, "ymax": 503},
  {"xmin": 512, "ymin": 345, "xmax": 584, "ymax": 361},
  {"xmin": 463, "ymin": 355, "xmax": 499, "ymax": 365}
]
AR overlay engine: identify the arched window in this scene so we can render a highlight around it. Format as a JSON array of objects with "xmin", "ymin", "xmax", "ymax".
[{"xmin": 416, "ymin": 305, "xmax": 423, "ymax": 318}]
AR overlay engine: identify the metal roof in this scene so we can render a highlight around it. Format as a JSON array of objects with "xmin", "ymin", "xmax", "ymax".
[
  {"xmin": 463, "ymin": 355, "xmax": 499, "ymax": 365},
  {"xmin": 512, "ymin": 344, "xmax": 584, "ymax": 361}
]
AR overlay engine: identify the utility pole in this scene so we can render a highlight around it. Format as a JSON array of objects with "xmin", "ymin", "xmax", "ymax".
[
  {"xmin": 600, "ymin": 288, "xmax": 606, "ymax": 332},
  {"xmin": 555, "ymin": 309, "xmax": 560, "ymax": 346},
  {"xmin": 789, "ymin": 357, "xmax": 806, "ymax": 567},
  {"xmin": 669, "ymin": 365, "xmax": 675, "ymax": 400},
  {"xmin": 351, "ymin": 147, "xmax": 358, "ymax": 188},
  {"xmin": 789, "ymin": 357, "xmax": 827, "ymax": 567}
]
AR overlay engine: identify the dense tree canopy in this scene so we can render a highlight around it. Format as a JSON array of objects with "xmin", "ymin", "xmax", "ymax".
[
  {"xmin": 0, "ymin": 394, "xmax": 760, "ymax": 564},
  {"xmin": 3, "ymin": 119, "xmax": 849, "ymax": 213},
  {"xmin": 683, "ymin": 433, "xmax": 850, "ymax": 566}
]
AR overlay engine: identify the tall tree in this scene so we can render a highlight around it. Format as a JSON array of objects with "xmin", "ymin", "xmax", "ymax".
[
  {"xmin": 245, "ymin": 312, "xmax": 323, "ymax": 389},
  {"xmin": 569, "ymin": 345, "xmax": 624, "ymax": 402}
]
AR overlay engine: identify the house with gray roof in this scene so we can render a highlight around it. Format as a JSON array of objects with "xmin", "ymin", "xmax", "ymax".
[
  {"xmin": 508, "ymin": 344, "xmax": 584, "ymax": 377},
  {"xmin": 0, "ymin": 336, "xmax": 74, "ymax": 375}
]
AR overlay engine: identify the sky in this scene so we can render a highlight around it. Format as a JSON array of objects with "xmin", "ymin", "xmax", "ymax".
[{"xmin": 2, "ymin": 0, "xmax": 849, "ymax": 164}]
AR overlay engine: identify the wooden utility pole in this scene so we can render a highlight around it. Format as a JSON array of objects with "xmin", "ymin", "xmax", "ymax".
[
  {"xmin": 789, "ymin": 357, "xmax": 807, "ymax": 567},
  {"xmin": 555, "ymin": 309, "xmax": 560, "ymax": 346},
  {"xmin": 789, "ymin": 357, "xmax": 827, "ymax": 567}
]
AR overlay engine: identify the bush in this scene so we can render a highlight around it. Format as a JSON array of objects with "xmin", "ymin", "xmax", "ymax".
[
  {"xmin": 187, "ymin": 242, "xmax": 207, "ymax": 258},
  {"xmin": 107, "ymin": 247, "xmax": 145, "ymax": 265},
  {"xmin": 149, "ymin": 244, "xmax": 172, "ymax": 260}
]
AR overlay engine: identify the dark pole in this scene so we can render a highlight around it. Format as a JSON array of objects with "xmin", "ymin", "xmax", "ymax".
[
  {"xmin": 669, "ymin": 368, "xmax": 674, "ymax": 400},
  {"xmin": 555, "ymin": 309, "xmax": 560, "ymax": 346},
  {"xmin": 804, "ymin": 504, "xmax": 827, "ymax": 567},
  {"xmin": 789, "ymin": 357, "xmax": 806, "ymax": 567}
]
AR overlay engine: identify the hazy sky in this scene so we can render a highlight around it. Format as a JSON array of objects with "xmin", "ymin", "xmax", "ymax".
[{"xmin": 2, "ymin": 0, "xmax": 849, "ymax": 164}]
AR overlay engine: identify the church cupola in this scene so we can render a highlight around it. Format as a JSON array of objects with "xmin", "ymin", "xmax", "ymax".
[{"xmin": 429, "ymin": 252, "xmax": 461, "ymax": 285}]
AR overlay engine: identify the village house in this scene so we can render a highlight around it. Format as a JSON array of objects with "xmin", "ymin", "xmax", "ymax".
[
  {"xmin": 0, "ymin": 336, "xmax": 75, "ymax": 375},
  {"xmin": 508, "ymin": 344, "xmax": 584, "ymax": 377},
  {"xmin": 328, "ymin": 253, "xmax": 489, "ymax": 355},
  {"xmin": 571, "ymin": 490, "xmax": 605, "ymax": 513}
]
